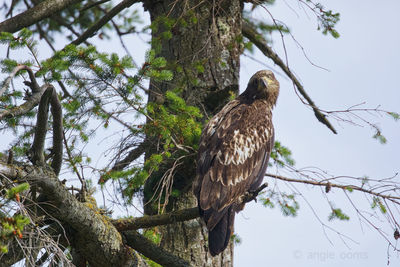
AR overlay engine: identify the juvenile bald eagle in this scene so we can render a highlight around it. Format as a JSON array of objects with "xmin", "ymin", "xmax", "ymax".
[{"xmin": 193, "ymin": 70, "xmax": 279, "ymax": 256}]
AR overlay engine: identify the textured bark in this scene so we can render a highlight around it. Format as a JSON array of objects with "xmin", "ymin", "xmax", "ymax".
[
  {"xmin": 124, "ymin": 230, "xmax": 191, "ymax": 267},
  {"xmin": 0, "ymin": 163, "xmax": 138, "ymax": 267},
  {"xmin": 142, "ymin": 0, "xmax": 242, "ymax": 265},
  {"xmin": 113, "ymin": 207, "xmax": 199, "ymax": 231},
  {"xmin": 143, "ymin": 0, "xmax": 242, "ymax": 265},
  {"xmin": 158, "ymin": 192, "xmax": 234, "ymax": 267}
]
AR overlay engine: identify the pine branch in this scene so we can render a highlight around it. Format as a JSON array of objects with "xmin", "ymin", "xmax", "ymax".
[
  {"xmin": 0, "ymin": 0, "xmax": 84, "ymax": 33},
  {"xmin": 242, "ymin": 20, "xmax": 337, "ymax": 134}
]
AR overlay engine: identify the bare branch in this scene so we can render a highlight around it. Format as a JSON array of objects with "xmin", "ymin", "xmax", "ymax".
[
  {"xmin": 123, "ymin": 230, "xmax": 191, "ymax": 267},
  {"xmin": 71, "ymin": 0, "xmax": 141, "ymax": 46},
  {"xmin": 110, "ymin": 141, "xmax": 148, "ymax": 172},
  {"xmin": 28, "ymin": 86, "xmax": 63, "ymax": 176},
  {"xmin": 0, "ymin": 0, "xmax": 84, "ymax": 33},
  {"xmin": 79, "ymin": 0, "xmax": 111, "ymax": 13},
  {"xmin": 50, "ymin": 89, "xmax": 63, "ymax": 176},
  {"xmin": 242, "ymin": 20, "xmax": 337, "ymax": 134},
  {"xmin": 266, "ymin": 173, "xmax": 400, "ymax": 202},
  {"xmin": 112, "ymin": 183, "xmax": 269, "ymax": 231},
  {"xmin": 29, "ymin": 86, "xmax": 54, "ymax": 166}
]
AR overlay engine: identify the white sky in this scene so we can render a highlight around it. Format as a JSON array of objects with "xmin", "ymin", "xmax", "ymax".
[
  {"xmin": 1, "ymin": 1, "xmax": 400, "ymax": 266},
  {"xmin": 236, "ymin": 1, "xmax": 400, "ymax": 266}
]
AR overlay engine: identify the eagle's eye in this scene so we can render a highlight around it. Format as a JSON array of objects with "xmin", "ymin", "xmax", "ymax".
[{"xmin": 253, "ymin": 79, "xmax": 259, "ymax": 87}]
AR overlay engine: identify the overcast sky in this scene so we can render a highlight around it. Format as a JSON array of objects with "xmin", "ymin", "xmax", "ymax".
[
  {"xmin": 236, "ymin": 1, "xmax": 400, "ymax": 266},
  {"xmin": 1, "ymin": 1, "xmax": 400, "ymax": 266}
]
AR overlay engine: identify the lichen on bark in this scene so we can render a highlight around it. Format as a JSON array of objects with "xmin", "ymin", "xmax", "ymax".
[{"xmin": 142, "ymin": 0, "xmax": 242, "ymax": 265}]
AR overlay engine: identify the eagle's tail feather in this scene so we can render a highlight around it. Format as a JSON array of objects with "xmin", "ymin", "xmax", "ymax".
[{"xmin": 208, "ymin": 206, "xmax": 235, "ymax": 256}]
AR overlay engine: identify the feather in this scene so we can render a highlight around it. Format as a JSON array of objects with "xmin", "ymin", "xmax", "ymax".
[{"xmin": 193, "ymin": 70, "xmax": 279, "ymax": 256}]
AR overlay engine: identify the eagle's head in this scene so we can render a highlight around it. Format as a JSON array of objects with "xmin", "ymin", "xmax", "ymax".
[{"xmin": 243, "ymin": 70, "xmax": 279, "ymax": 106}]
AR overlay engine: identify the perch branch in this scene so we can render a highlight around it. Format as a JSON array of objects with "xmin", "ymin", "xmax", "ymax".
[
  {"xmin": 112, "ymin": 183, "xmax": 269, "ymax": 231},
  {"xmin": 113, "ymin": 207, "xmax": 199, "ymax": 231},
  {"xmin": 242, "ymin": 21, "xmax": 337, "ymax": 134}
]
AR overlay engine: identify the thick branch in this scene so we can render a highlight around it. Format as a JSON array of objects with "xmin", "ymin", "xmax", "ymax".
[
  {"xmin": 113, "ymin": 207, "xmax": 199, "ymax": 231},
  {"xmin": 266, "ymin": 173, "xmax": 400, "ymax": 201},
  {"xmin": 123, "ymin": 230, "xmax": 191, "ymax": 267},
  {"xmin": 112, "ymin": 183, "xmax": 269, "ymax": 231},
  {"xmin": 0, "ymin": 0, "xmax": 84, "ymax": 33},
  {"xmin": 29, "ymin": 87, "xmax": 54, "ymax": 166},
  {"xmin": 242, "ymin": 21, "xmax": 337, "ymax": 134},
  {"xmin": 29, "ymin": 85, "xmax": 64, "ymax": 176},
  {"xmin": 71, "ymin": 0, "xmax": 140, "ymax": 45},
  {"xmin": 50, "ymin": 89, "xmax": 63, "ymax": 176}
]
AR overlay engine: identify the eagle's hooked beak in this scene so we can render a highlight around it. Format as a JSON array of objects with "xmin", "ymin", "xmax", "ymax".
[{"xmin": 260, "ymin": 77, "xmax": 269, "ymax": 88}]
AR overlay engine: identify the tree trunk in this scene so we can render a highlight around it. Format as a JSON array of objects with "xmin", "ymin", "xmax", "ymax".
[{"xmin": 143, "ymin": 0, "xmax": 242, "ymax": 265}]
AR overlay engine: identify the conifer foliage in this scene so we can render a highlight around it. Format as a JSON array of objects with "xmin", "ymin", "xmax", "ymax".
[{"xmin": 0, "ymin": 1, "xmax": 398, "ymax": 266}]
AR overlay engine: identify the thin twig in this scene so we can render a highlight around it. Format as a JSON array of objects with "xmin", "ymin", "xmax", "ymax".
[
  {"xmin": 71, "ymin": 0, "xmax": 140, "ymax": 46},
  {"xmin": 266, "ymin": 173, "xmax": 400, "ymax": 201},
  {"xmin": 242, "ymin": 20, "xmax": 337, "ymax": 134}
]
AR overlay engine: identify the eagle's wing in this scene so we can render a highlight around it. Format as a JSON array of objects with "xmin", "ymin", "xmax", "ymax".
[{"xmin": 193, "ymin": 98, "xmax": 274, "ymax": 230}]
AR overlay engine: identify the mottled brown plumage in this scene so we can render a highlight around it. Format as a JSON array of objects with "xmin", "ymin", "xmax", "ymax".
[{"xmin": 193, "ymin": 70, "xmax": 279, "ymax": 256}]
